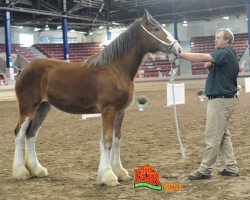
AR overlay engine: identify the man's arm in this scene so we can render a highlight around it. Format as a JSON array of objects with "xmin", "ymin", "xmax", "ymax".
[{"xmin": 180, "ymin": 52, "xmax": 214, "ymax": 62}]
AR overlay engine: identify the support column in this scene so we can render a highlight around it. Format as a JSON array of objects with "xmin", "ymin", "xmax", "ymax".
[
  {"xmin": 62, "ymin": 0, "xmax": 69, "ymax": 61},
  {"xmin": 105, "ymin": 0, "xmax": 111, "ymax": 45},
  {"xmin": 247, "ymin": 4, "xmax": 250, "ymax": 56},
  {"xmin": 173, "ymin": 14, "xmax": 178, "ymax": 41},
  {"xmin": 62, "ymin": 17, "xmax": 69, "ymax": 61},
  {"xmin": 4, "ymin": 8, "xmax": 14, "ymax": 84},
  {"xmin": 107, "ymin": 26, "xmax": 111, "ymax": 43}
]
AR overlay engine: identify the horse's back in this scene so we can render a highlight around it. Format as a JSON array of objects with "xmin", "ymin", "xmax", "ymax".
[
  {"xmin": 15, "ymin": 58, "xmax": 80, "ymax": 104},
  {"xmin": 16, "ymin": 58, "xmax": 82, "ymax": 86}
]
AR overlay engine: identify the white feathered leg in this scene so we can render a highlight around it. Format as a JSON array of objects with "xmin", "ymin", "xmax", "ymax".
[
  {"xmin": 110, "ymin": 135, "xmax": 131, "ymax": 181},
  {"xmin": 13, "ymin": 117, "xmax": 31, "ymax": 179},
  {"xmin": 25, "ymin": 128, "xmax": 48, "ymax": 177},
  {"xmin": 97, "ymin": 137, "xmax": 119, "ymax": 186}
]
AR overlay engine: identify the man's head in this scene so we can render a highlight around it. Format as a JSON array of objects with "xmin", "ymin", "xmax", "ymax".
[{"xmin": 215, "ymin": 29, "xmax": 234, "ymax": 49}]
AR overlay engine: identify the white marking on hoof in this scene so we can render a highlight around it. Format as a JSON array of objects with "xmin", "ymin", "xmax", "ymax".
[
  {"xmin": 112, "ymin": 166, "xmax": 131, "ymax": 182},
  {"xmin": 26, "ymin": 163, "xmax": 48, "ymax": 178},
  {"xmin": 98, "ymin": 169, "xmax": 120, "ymax": 186},
  {"xmin": 13, "ymin": 165, "xmax": 30, "ymax": 180}
]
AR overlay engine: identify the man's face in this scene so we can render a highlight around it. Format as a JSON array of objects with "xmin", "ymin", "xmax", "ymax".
[{"xmin": 214, "ymin": 31, "xmax": 229, "ymax": 49}]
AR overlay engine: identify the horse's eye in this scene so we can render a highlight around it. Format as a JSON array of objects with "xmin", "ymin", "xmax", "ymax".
[{"xmin": 154, "ymin": 27, "xmax": 160, "ymax": 32}]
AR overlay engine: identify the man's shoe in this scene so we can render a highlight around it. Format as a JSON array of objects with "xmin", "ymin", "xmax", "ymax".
[
  {"xmin": 188, "ymin": 171, "xmax": 212, "ymax": 180},
  {"xmin": 218, "ymin": 169, "xmax": 239, "ymax": 177}
]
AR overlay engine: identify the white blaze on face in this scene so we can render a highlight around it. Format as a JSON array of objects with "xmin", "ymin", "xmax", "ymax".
[
  {"xmin": 162, "ymin": 28, "xmax": 175, "ymax": 44},
  {"xmin": 163, "ymin": 28, "xmax": 182, "ymax": 58}
]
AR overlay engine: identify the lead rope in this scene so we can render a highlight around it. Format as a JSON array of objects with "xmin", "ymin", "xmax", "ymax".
[{"xmin": 169, "ymin": 61, "xmax": 185, "ymax": 159}]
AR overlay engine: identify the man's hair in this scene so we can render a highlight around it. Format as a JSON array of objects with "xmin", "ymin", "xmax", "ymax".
[{"xmin": 216, "ymin": 29, "xmax": 234, "ymax": 44}]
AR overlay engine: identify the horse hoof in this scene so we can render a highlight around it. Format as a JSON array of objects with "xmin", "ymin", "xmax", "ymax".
[
  {"xmin": 119, "ymin": 175, "xmax": 132, "ymax": 182},
  {"xmin": 13, "ymin": 166, "xmax": 31, "ymax": 180},
  {"xmin": 104, "ymin": 180, "xmax": 121, "ymax": 187},
  {"xmin": 26, "ymin": 164, "xmax": 48, "ymax": 178},
  {"xmin": 98, "ymin": 169, "xmax": 119, "ymax": 186},
  {"xmin": 113, "ymin": 168, "xmax": 131, "ymax": 182},
  {"xmin": 35, "ymin": 167, "xmax": 48, "ymax": 177}
]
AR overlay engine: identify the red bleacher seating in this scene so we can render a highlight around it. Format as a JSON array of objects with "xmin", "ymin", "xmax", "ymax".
[
  {"xmin": 190, "ymin": 33, "xmax": 248, "ymax": 75},
  {"xmin": 0, "ymin": 43, "xmax": 36, "ymax": 61},
  {"xmin": 139, "ymin": 58, "xmax": 179, "ymax": 77},
  {"xmin": 34, "ymin": 43, "xmax": 103, "ymax": 62}
]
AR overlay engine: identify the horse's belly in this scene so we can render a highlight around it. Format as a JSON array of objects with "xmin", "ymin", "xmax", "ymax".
[
  {"xmin": 48, "ymin": 96, "xmax": 100, "ymax": 114},
  {"xmin": 53, "ymin": 104, "xmax": 100, "ymax": 114}
]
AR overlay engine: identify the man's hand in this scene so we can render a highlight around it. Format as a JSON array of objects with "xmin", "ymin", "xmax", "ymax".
[{"xmin": 204, "ymin": 62, "xmax": 213, "ymax": 70}]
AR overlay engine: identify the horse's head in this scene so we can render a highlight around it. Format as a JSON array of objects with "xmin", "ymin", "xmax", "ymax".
[{"xmin": 140, "ymin": 10, "xmax": 182, "ymax": 61}]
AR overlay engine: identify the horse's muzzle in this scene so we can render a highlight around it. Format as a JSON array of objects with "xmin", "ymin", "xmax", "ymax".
[
  {"xmin": 170, "ymin": 41, "xmax": 182, "ymax": 58},
  {"xmin": 178, "ymin": 47, "xmax": 182, "ymax": 54}
]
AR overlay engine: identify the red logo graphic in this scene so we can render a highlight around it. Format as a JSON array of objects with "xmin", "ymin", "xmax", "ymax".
[{"xmin": 134, "ymin": 164, "xmax": 162, "ymax": 191}]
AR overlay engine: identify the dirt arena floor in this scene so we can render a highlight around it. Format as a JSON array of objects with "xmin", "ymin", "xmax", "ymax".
[{"xmin": 0, "ymin": 86, "xmax": 249, "ymax": 200}]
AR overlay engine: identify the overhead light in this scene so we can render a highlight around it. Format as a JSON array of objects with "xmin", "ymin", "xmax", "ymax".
[
  {"xmin": 57, "ymin": 26, "xmax": 62, "ymax": 29},
  {"xmin": 162, "ymin": 24, "xmax": 166, "ymax": 27},
  {"xmin": 44, "ymin": 24, "xmax": 50, "ymax": 31},
  {"xmin": 78, "ymin": 31, "xmax": 87, "ymax": 34},
  {"xmin": 70, "ymin": 29, "xmax": 76, "ymax": 32},
  {"xmin": 99, "ymin": 26, "xmax": 104, "ymax": 29},
  {"xmin": 223, "ymin": 16, "xmax": 229, "ymax": 20},
  {"xmin": 183, "ymin": 20, "xmax": 188, "ymax": 26},
  {"xmin": 111, "ymin": 21, "xmax": 120, "ymax": 25},
  {"xmin": 19, "ymin": 26, "xmax": 24, "ymax": 29},
  {"xmin": 34, "ymin": 28, "xmax": 41, "ymax": 32},
  {"xmin": 89, "ymin": 32, "xmax": 93, "ymax": 35}
]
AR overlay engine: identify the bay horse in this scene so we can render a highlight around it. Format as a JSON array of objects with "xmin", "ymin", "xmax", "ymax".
[{"xmin": 13, "ymin": 10, "xmax": 182, "ymax": 186}]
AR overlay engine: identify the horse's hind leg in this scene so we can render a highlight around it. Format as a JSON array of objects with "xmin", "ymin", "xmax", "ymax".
[
  {"xmin": 110, "ymin": 111, "xmax": 131, "ymax": 181},
  {"xmin": 25, "ymin": 101, "xmax": 50, "ymax": 177},
  {"xmin": 13, "ymin": 115, "xmax": 31, "ymax": 179}
]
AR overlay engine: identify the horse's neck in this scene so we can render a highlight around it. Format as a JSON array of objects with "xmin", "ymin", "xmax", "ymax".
[{"xmin": 118, "ymin": 45, "xmax": 145, "ymax": 80}]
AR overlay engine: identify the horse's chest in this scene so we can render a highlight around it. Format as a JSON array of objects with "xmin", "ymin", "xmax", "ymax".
[{"xmin": 110, "ymin": 89, "xmax": 133, "ymax": 110}]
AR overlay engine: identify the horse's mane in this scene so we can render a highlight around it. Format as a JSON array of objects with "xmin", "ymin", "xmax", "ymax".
[{"xmin": 83, "ymin": 19, "xmax": 142, "ymax": 68}]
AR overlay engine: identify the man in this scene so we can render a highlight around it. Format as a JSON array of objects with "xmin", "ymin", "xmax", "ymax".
[{"xmin": 180, "ymin": 29, "xmax": 240, "ymax": 180}]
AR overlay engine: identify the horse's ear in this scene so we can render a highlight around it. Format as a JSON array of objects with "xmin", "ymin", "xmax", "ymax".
[{"xmin": 142, "ymin": 9, "xmax": 152, "ymax": 24}]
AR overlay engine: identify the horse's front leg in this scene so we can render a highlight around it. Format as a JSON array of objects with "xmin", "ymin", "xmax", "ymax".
[
  {"xmin": 110, "ymin": 110, "xmax": 131, "ymax": 181},
  {"xmin": 98, "ymin": 106, "xmax": 119, "ymax": 186}
]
